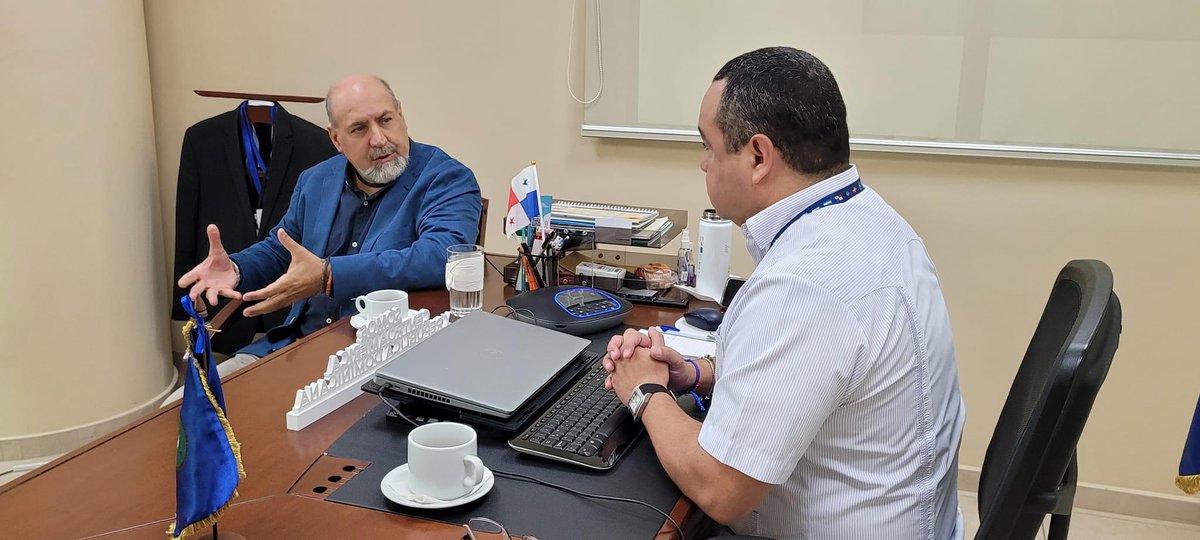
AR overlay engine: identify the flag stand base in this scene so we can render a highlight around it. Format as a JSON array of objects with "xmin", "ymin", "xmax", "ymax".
[{"xmin": 197, "ymin": 531, "xmax": 246, "ymax": 540}]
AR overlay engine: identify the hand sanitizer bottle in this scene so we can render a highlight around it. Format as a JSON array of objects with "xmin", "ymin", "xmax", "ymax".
[{"xmin": 677, "ymin": 229, "xmax": 695, "ymax": 287}]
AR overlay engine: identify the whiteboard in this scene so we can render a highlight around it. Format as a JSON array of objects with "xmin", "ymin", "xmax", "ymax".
[{"xmin": 580, "ymin": 0, "xmax": 1200, "ymax": 166}]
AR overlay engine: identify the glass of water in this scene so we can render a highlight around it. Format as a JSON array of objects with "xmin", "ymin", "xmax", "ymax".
[{"xmin": 446, "ymin": 244, "xmax": 484, "ymax": 316}]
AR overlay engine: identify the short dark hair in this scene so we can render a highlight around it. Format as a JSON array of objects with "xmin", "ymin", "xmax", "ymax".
[{"xmin": 713, "ymin": 47, "xmax": 850, "ymax": 176}]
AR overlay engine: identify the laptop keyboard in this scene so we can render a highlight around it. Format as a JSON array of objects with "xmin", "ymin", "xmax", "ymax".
[{"xmin": 509, "ymin": 361, "xmax": 639, "ymax": 470}]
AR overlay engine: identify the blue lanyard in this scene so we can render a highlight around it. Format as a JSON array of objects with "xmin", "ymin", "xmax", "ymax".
[
  {"xmin": 769, "ymin": 178, "xmax": 864, "ymax": 249},
  {"xmin": 237, "ymin": 101, "xmax": 275, "ymax": 197}
]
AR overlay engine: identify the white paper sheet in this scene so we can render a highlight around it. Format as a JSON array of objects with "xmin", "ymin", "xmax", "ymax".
[{"xmin": 638, "ymin": 328, "xmax": 716, "ymax": 358}]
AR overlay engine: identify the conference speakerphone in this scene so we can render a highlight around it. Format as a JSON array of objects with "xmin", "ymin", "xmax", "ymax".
[{"xmin": 505, "ymin": 285, "xmax": 631, "ymax": 336}]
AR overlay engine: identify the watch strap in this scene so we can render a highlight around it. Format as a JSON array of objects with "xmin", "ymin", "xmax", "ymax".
[{"xmin": 631, "ymin": 383, "xmax": 671, "ymax": 422}]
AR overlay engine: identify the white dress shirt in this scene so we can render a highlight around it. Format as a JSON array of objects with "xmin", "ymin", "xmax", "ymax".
[{"xmin": 697, "ymin": 165, "xmax": 966, "ymax": 539}]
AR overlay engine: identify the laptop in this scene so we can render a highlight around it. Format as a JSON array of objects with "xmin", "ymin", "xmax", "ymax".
[
  {"xmin": 370, "ymin": 310, "xmax": 644, "ymax": 470},
  {"xmin": 373, "ymin": 311, "xmax": 590, "ymax": 419}
]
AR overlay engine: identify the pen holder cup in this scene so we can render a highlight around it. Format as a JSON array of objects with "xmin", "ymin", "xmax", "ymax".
[{"xmin": 516, "ymin": 252, "xmax": 563, "ymax": 289}]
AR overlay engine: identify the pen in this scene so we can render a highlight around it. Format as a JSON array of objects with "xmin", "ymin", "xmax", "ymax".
[
  {"xmin": 657, "ymin": 325, "xmax": 716, "ymax": 342},
  {"xmin": 516, "ymin": 244, "xmax": 542, "ymax": 290}
]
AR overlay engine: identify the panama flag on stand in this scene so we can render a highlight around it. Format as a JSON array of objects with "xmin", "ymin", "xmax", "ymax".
[{"xmin": 505, "ymin": 163, "xmax": 541, "ymax": 238}]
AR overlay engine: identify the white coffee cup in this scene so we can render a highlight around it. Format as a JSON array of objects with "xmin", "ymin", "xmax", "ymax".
[
  {"xmin": 355, "ymin": 289, "xmax": 408, "ymax": 320},
  {"xmin": 407, "ymin": 422, "xmax": 486, "ymax": 500}
]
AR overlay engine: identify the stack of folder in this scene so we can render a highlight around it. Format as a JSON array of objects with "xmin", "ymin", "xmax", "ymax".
[
  {"xmin": 630, "ymin": 216, "xmax": 672, "ymax": 247},
  {"xmin": 547, "ymin": 201, "xmax": 673, "ymax": 247}
]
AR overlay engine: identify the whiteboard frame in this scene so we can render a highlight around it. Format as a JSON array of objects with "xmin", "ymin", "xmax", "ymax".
[
  {"xmin": 581, "ymin": 0, "xmax": 1200, "ymax": 169},
  {"xmin": 581, "ymin": 124, "xmax": 1200, "ymax": 168}
]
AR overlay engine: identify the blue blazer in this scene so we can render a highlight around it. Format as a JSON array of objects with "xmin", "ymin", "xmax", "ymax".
[{"xmin": 230, "ymin": 141, "xmax": 481, "ymax": 357}]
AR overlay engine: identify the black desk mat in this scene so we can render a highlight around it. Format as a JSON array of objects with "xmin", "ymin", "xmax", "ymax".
[{"xmin": 324, "ymin": 326, "xmax": 683, "ymax": 539}]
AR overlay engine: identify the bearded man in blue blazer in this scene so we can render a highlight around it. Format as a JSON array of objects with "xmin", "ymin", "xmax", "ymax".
[{"xmin": 178, "ymin": 74, "xmax": 481, "ymax": 372}]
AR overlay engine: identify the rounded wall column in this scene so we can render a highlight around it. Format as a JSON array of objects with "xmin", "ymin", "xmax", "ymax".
[{"xmin": 0, "ymin": 0, "xmax": 174, "ymax": 456}]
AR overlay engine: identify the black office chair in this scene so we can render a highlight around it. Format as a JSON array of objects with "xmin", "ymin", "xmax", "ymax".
[{"xmin": 975, "ymin": 259, "xmax": 1122, "ymax": 540}]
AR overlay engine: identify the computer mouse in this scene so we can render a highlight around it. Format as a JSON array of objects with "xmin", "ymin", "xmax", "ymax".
[{"xmin": 683, "ymin": 308, "xmax": 723, "ymax": 332}]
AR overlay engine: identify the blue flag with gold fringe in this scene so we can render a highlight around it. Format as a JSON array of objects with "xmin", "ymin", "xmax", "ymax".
[
  {"xmin": 1179, "ymin": 394, "xmax": 1200, "ymax": 494},
  {"xmin": 168, "ymin": 296, "xmax": 245, "ymax": 538}
]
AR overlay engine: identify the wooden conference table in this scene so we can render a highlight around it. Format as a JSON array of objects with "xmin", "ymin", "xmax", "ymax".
[{"xmin": 0, "ymin": 255, "xmax": 704, "ymax": 539}]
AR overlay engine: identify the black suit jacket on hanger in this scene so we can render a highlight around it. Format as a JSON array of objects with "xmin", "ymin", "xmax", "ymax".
[{"xmin": 172, "ymin": 103, "xmax": 338, "ymax": 354}]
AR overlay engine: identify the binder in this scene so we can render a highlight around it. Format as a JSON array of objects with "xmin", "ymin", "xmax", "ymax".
[
  {"xmin": 631, "ymin": 217, "xmax": 672, "ymax": 247},
  {"xmin": 550, "ymin": 201, "xmax": 659, "ymax": 229}
]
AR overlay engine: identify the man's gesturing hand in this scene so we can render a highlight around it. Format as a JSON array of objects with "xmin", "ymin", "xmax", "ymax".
[
  {"xmin": 241, "ymin": 229, "xmax": 325, "ymax": 317},
  {"xmin": 178, "ymin": 224, "xmax": 242, "ymax": 307}
]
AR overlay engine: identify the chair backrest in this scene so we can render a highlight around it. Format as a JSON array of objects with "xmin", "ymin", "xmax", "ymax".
[
  {"xmin": 976, "ymin": 259, "xmax": 1121, "ymax": 539},
  {"xmin": 478, "ymin": 197, "xmax": 489, "ymax": 247}
]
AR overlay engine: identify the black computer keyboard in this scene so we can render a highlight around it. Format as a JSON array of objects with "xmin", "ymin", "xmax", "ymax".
[{"xmin": 508, "ymin": 361, "xmax": 640, "ymax": 470}]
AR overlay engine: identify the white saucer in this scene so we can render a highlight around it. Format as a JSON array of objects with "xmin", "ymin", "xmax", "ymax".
[
  {"xmin": 380, "ymin": 463, "xmax": 494, "ymax": 509},
  {"xmin": 351, "ymin": 309, "xmax": 419, "ymax": 330}
]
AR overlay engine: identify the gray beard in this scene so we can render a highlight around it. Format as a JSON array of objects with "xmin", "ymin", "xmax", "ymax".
[{"xmin": 356, "ymin": 154, "xmax": 408, "ymax": 187}]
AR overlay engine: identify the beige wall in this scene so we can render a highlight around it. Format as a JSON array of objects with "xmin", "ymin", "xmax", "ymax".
[
  {"xmin": 143, "ymin": 1, "xmax": 1200, "ymax": 499},
  {"xmin": 0, "ymin": 0, "xmax": 173, "ymax": 437}
]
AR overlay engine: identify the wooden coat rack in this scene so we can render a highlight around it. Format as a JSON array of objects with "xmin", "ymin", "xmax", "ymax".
[{"xmin": 194, "ymin": 90, "xmax": 324, "ymax": 124}]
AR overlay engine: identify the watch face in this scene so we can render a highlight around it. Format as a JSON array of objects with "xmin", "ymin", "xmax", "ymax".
[
  {"xmin": 630, "ymin": 384, "xmax": 667, "ymax": 421},
  {"xmin": 628, "ymin": 388, "xmax": 647, "ymax": 420},
  {"xmin": 630, "ymin": 391, "xmax": 644, "ymax": 412}
]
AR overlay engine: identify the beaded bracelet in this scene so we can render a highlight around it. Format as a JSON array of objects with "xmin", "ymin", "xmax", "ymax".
[
  {"xmin": 322, "ymin": 258, "xmax": 333, "ymax": 297},
  {"xmin": 685, "ymin": 358, "xmax": 702, "ymax": 391},
  {"xmin": 697, "ymin": 355, "xmax": 716, "ymax": 397},
  {"xmin": 684, "ymin": 358, "xmax": 707, "ymax": 412}
]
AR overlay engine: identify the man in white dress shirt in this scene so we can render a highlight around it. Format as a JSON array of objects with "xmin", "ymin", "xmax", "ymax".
[{"xmin": 604, "ymin": 47, "xmax": 966, "ymax": 539}]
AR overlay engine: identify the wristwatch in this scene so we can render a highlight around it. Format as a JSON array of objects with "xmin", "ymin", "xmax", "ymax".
[{"xmin": 628, "ymin": 383, "xmax": 672, "ymax": 422}]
